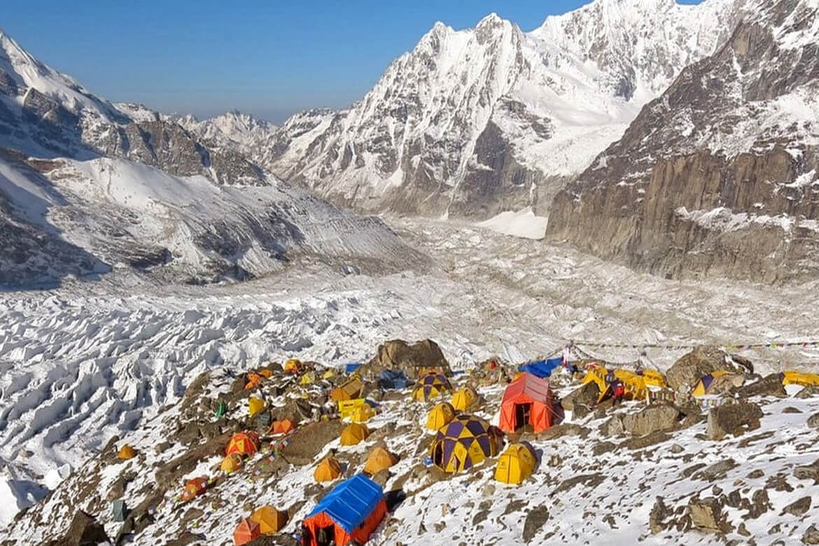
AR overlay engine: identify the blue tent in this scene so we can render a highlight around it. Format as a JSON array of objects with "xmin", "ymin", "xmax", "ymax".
[
  {"xmin": 378, "ymin": 369, "xmax": 408, "ymax": 390},
  {"xmin": 519, "ymin": 357, "xmax": 562, "ymax": 379},
  {"xmin": 345, "ymin": 363, "xmax": 362, "ymax": 374},
  {"xmin": 306, "ymin": 474, "xmax": 384, "ymax": 532}
]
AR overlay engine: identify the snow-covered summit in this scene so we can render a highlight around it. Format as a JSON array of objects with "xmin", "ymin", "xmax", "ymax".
[{"xmin": 210, "ymin": 0, "xmax": 742, "ymax": 220}]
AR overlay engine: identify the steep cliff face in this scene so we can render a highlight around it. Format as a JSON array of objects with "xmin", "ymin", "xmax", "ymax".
[{"xmin": 547, "ymin": 0, "xmax": 819, "ymax": 282}]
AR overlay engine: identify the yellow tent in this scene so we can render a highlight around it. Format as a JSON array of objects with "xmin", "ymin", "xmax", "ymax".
[
  {"xmin": 332, "ymin": 377, "xmax": 363, "ymax": 402},
  {"xmin": 613, "ymin": 369, "xmax": 649, "ymax": 400},
  {"xmin": 322, "ymin": 369, "xmax": 337, "ymax": 380},
  {"xmin": 494, "ymin": 442, "xmax": 537, "ymax": 485},
  {"xmin": 412, "ymin": 372, "xmax": 452, "ymax": 402},
  {"xmin": 340, "ymin": 423, "xmax": 369, "ymax": 446},
  {"xmin": 582, "ymin": 366, "xmax": 609, "ymax": 402},
  {"xmin": 430, "ymin": 415, "xmax": 499, "ymax": 473},
  {"xmin": 118, "ymin": 445, "xmax": 136, "ymax": 460},
  {"xmin": 640, "ymin": 370, "xmax": 667, "ymax": 389},
  {"xmin": 314, "ymin": 456, "xmax": 342, "ymax": 482},
  {"xmin": 258, "ymin": 369, "xmax": 274, "ymax": 379},
  {"xmin": 691, "ymin": 370, "xmax": 735, "ymax": 397},
  {"xmin": 220, "ymin": 453, "xmax": 243, "ymax": 473},
  {"xmin": 350, "ymin": 404, "xmax": 375, "ymax": 423},
  {"xmin": 250, "ymin": 506, "xmax": 288, "ymax": 535},
  {"xmin": 284, "ymin": 359, "xmax": 301, "ymax": 373},
  {"xmin": 781, "ymin": 371, "xmax": 819, "ymax": 387},
  {"xmin": 363, "ymin": 447, "xmax": 398, "ymax": 476},
  {"xmin": 426, "ymin": 402, "xmax": 456, "ymax": 431},
  {"xmin": 248, "ymin": 397, "xmax": 265, "ymax": 417},
  {"xmin": 299, "ymin": 373, "xmax": 314, "ymax": 386},
  {"xmin": 451, "ymin": 386, "xmax": 478, "ymax": 412}
]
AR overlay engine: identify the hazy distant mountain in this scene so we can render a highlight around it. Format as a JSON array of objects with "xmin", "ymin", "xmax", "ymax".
[{"xmin": 0, "ymin": 29, "xmax": 422, "ymax": 288}]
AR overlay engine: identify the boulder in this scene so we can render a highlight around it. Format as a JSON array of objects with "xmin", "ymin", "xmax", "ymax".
[
  {"xmin": 781, "ymin": 496, "xmax": 812, "ymax": 517},
  {"xmin": 522, "ymin": 506, "xmax": 550, "ymax": 543},
  {"xmin": 734, "ymin": 373, "xmax": 787, "ymax": 398},
  {"xmin": 796, "ymin": 386, "xmax": 819, "ymax": 399},
  {"xmin": 804, "ymin": 525, "xmax": 819, "ymax": 545},
  {"xmin": 281, "ymin": 420, "xmax": 345, "ymax": 465},
  {"xmin": 600, "ymin": 416, "xmax": 624, "ymax": 437},
  {"xmin": 666, "ymin": 346, "xmax": 730, "ymax": 391},
  {"xmin": 649, "ymin": 497, "xmax": 673, "ymax": 534},
  {"xmin": 707, "ymin": 401, "xmax": 763, "ymax": 441},
  {"xmin": 808, "ymin": 414, "xmax": 819, "ymax": 429},
  {"xmin": 560, "ymin": 382, "xmax": 599, "ymax": 418},
  {"xmin": 622, "ymin": 403, "xmax": 682, "ymax": 436},
  {"xmin": 364, "ymin": 339, "xmax": 452, "ymax": 380},
  {"xmin": 46, "ymin": 511, "xmax": 109, "ymax": 546},
  {"xmin": 687, "ymin": 497, "xmax": 730, "ymax": 534}
]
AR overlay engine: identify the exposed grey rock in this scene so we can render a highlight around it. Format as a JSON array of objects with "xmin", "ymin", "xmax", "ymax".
[
  {"xmin": 522, "ymin": 506, "xmax": 550, "ymax": 543},
  {"xmin": 688, "ymin": 497, "xmax": 730, "ymax": 534},
  {"xmin": 782, "ymin": 496, "xmax": 812, "ymax": 517},
  {"xmin": 665, "ymin": 347, "xmax": 731, "ymax": 391},
  {"xmin": 546, "ymin": 0, "xmax": 819, "ymax": 283},
  {"xmin": 621, "ymin": 403, "xmax": 681, "ymax": 436},
  {"xmin": 707, "ymin": 401, "xmax": 763, "ymax": 441}
]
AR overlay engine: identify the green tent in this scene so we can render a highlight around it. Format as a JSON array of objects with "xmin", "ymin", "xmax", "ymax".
[{"xmin": 112, "ymin": 499, "xmax": 128, "ymax": 522}]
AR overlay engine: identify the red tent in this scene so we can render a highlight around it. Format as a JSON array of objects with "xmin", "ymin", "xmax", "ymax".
[
  {"xmin": 499, "ymin": 373, "xmax": 556, "ymax": 433},
  {"xmin": 234, "ymin": 518, "xmax": 261, "ymax": 545}
]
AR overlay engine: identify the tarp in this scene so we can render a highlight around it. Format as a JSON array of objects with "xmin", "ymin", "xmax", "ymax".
[
  {"xmin": 519, "ymin": 357, "xmax": 561, "ymax": 379},
  {"xmin": 306, "ymin": 474, "xmax": 384, "ymax": 532},
  {"xmin": 345, "ymin": 363, "xmax": 363, "ymax": 374},
  {"xmin": 499, "ymin": 373, "xmax": 555, "ymax": 433},
  {"xmin": 378, "ymin": 369, "xmax": 409, "ymax": 390}
]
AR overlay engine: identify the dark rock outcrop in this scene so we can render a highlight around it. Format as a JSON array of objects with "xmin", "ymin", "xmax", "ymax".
[{"xmin": 546, "ymin": 0, "xmax": 819, "ymax": 283}]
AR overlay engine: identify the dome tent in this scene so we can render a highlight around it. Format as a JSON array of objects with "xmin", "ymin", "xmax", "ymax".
[{"xmin": 430, "ymin": 414, "xmax": 500, "ymax": 473}]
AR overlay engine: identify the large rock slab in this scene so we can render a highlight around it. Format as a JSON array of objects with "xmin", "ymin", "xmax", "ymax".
[
  {"xmin": 707, "ymin": 401, "xmax": 763, "ymax": 441},
  {"xmin": 666, "ymin": 346, "xmax": 727, "ymax": 392}
]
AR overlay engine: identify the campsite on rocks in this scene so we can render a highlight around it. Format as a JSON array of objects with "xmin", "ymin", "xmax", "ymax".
[{"xmin": 1, "ymin": 0, "xmax": 819, "ymax": 544}]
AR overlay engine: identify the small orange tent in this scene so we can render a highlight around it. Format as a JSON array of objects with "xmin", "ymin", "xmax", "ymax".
[
  {"xmin": 499, "ymin": 373, "xmax": 557, "ymax": 433},
  {"xmin": 363, "ymin": 447, "xmax": 397, "ymax": 476},
  {"xmin": 250, "ymin": 505, "xmax": 288, "ymax": 534},
  {"xmin": 226, "ymin": 431, "xmax": 260, "ymax": 456},
  {"xmin": 339, "ymin": 423, "xmax": 369, "ymax": 446},
  {"xmin": 118, "ymin": 445, "xmax": 136, "ymax": 460},
  {"xmin": 245, "ymin": 372, "xmax": 264, "ymax": 390},
  {"xmin": 181, "ymin": 477, "xmax": 208, "ymax": 502},
  {"xmin": 314, "ymin": 456, "xmax": 342, "ymax": 482},
  {"xmin": 221, "ymin": 453, "xmax": 243, "ymax": 473},
  {"xmin": 234, "ymin": 518, "xmax": 261, "ymax": 545},
  {"xmin": 331, "ymin": 377, "xmax": 363, "ymax": 402},
  {"xmin": 270, "ymin": 419, "xmax": 296, "ymax": 435}
]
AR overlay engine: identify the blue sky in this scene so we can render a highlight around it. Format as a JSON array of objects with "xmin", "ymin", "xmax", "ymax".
[{"xmin": 2, "ymin": 0, "xmax": 702, "ymax": 122}]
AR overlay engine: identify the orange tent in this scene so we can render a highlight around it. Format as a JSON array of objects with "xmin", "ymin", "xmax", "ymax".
[
  {"xmin": 363, "ymin": 447, "xmax": 397, "ymax": 476},
  {"xmin": 245, "ymin": 372, "xmax": 264, "ymax": 390},
  {"xmin": 498, "ymin": 373, "xmax": 556, "ymax": 433},
  {"xmin": 269, "ymin": 419, "xmax": 297, "ymax": 435},
  {"xmin": 234, "ymin": 518, "xmax": 261, "ymax": 546},
  {"xmin": 314, "ymin": 456, "xmax": 342, "ymax": 483},
  {"xmin": 221, "ymin": 453, "xmax": 243, "ymax": 473},
  {"xmin": 181, "ymin": 477, "xmax": 208, "ymax": 502},
  {"xmin": 226, "ymin": 431, "xmax": 260, "ymax": 456},
  {"xmin": 118, "ymin": 444, "xmax": 136, "ymax": 460},
  {"xmin": 250, "ymin": 505, "xmax": 288, "ymax": 534}
]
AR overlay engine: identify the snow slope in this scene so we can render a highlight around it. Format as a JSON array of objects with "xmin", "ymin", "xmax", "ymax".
[{"xmin": 0, "ymin": 218, "xmax": 817, "ymax": 529}]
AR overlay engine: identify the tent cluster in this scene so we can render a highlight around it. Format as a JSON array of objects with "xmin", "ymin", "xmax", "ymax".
[{"xmin": 582, "ymin": 365, "xmax": 668, "ymax": 403}]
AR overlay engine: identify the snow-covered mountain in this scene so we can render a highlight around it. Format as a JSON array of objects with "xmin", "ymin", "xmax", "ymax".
[
  {"xmin": 0, "ymin": 29, "xmax": 424, "ymax": 288},
  {"xmin": 195, "ymin": 0, "xmax": 741, "ymax": 219},
  {"xmin": 547, "ymin": 0, "xmax": 819, "ymax": 282}
]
